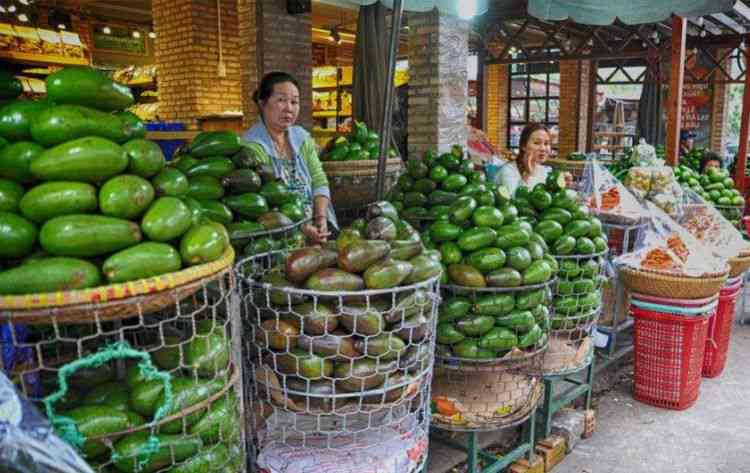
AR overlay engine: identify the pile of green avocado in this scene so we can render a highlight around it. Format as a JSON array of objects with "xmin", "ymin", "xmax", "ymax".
[
  {"xmin": 386, "ymin": 145, "xmax": 493, "ymax": 221},
  {"xmin": 170, "ymin": 132, "xmax": 307, "ymax": 257},
  {"xmin": 0, "ymin": 67, "xmax": 235, "ymax": 295},
  {"xmin": 522, "ymin": 171, "xmax": 608, "ymax": 329},
  {"xmin": 54, "ymin": 318, "xmax": 240, "ymax": 473},
  {"xmin": 320, "ymin": 121, "xmax": 398, "ymax": 161},
  {"xmin": 674, "ymin": 165, "xmax": 745, "ymax": 226},
  {"xmin": 252, "ymin": 202, "xmax": 440, "ymax": 399}
]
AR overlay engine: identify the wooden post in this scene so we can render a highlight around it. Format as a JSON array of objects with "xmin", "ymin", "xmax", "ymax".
[
  {"xmin": 735, "ymin": 35, "xmax": 750, "ymax": 192},
  {"xmin": 665, "ymin": 15, "xmax": 687, "ymax": 167}
]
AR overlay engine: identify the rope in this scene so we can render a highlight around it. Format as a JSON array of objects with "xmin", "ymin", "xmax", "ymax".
[{"xmin": 43, "ymin": 341, "xmax": 174, "ymax": 470}]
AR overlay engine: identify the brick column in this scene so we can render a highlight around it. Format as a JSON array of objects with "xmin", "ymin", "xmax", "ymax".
[
  {"xmin": 484, "ymin": 63, "xmax": 508, "ymax": 153},
  {"xmin": 238, "ymin": 0, "xmax": 259, "ymax": 127},
  {"xmin": 153, "ymin": 0, "xmax": 242, "ymax": 127},
  {"xmin": 558, "ymin": 60, "xmax": 581, "ymax": 158},
  {"xmin": 578, "ymin": 60, "xmax": 592, "ymax": 152},
  {"xmin": 408, "ymin": 9, "xmax": 469, "ymax": 157}
]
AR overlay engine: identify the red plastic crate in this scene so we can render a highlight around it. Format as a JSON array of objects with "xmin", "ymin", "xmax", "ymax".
[
  {"xmin": 631, "ymin": 306, "xmax": 711, "ymax": 410},
  {"xmin": 702, "ymin": 281, "xmax": 742, "ymax": 378}
]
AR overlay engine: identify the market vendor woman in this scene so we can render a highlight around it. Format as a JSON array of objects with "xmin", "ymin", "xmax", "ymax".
[
  {"xmin": 497, "ymin": 123, "xmax": 556, "ymax": 194},
  {"xmin": 243, "ymin": 71, "xmax": 336, "ymax": 243}
]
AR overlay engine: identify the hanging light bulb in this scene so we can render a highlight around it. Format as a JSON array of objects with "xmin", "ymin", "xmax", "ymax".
[
  {"xmin": 132, "ymin": 30, "xmax": 141, "ymax": 39},
  {"xmin": 148, "ymin": 31, "xmax": 156, "ymax": 39},
  {"xmin": 17, "ymin": 13, "xmax": 29, "ymax": 22},
  {"xmin": 8, "ymin": 5, "xmax": 17, "ymax": 12},
  {"xmin": 18, "ymin": 0, "xmax": 30, "ymax": 4},
  {"xmin": 700, "ymin": 30, "xmax": 707, "ymax": 38},
  {"xmin": 0, "ymin": 6, "xmax": 6, "ymax": 13},
  {"xmin": 102, "ymin": 26, "xmax": 112, "ymax": 34}
]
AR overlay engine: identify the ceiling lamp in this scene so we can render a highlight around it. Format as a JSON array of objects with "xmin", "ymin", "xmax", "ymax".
[
  {"xmin": 132, "ymin": 30, "xmax": 141, "ymax": 39},
  {"xmin": 102, "ymin": 26, "xmax": 112, "ymax": 34},
  {"xmin": 148, "ymin": 31, "xmax": 156, "ymax": 39},
  {"xmin": 17, "ymin": 13, "xmax": 29, "ymax": 22}
]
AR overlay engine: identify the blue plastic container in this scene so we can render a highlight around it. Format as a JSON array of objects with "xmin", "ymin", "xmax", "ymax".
[{"xmin": 145, "ymin": 122, "xmax": 187, "ymax": 161}]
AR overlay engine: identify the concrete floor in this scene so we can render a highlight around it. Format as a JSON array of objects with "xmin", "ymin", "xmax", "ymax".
[{"xmin": 556, "ymin": 323, "xmax": 750, "ymax": 473}]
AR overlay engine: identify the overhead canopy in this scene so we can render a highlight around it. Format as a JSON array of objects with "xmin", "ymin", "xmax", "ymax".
[
  {"xmin": 528, "ymin": 0, "xmax": 736, "ymax": 25},
  {"xmin": 317, "ymin": 0, "xmax": 489, "ymax": 17}
]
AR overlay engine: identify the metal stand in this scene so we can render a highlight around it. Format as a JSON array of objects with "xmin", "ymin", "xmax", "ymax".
[
  {"xmin": 595, "ymin": 222, "xmax": 645, "ymax": 371},
  {"xmin": 431, "ymin": 412, "xmax": 537, "ymax": 473},
  {"xmin": 739, "ymin": 271, "xmax": 750, "ymax": 325},
  {"xmin": 538, "ymin": 356, "xmax": 595, "ymax": 439}
]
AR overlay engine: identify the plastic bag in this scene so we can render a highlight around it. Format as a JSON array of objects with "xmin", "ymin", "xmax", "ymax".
[
  {"xmin": 580, "ymin": 159, "xmax": 648, "ymax": 224},
  {"xmin": 0, "ymin": 370, "xmax": 94, "ymax": 473},
  {"xmin": 625, "ymin": 166, "xmax": 683, "ymax": 218},
  {"xmin": 677, "ymin": 188, "xmax": 750, "ymax": 260},
  {"xmin": 614, "ymin": 202, "xmax": 728, "ymax": 277},
  {"xmin": 630, "ymin": 138, "xmax": 661, "ymax": 167}
]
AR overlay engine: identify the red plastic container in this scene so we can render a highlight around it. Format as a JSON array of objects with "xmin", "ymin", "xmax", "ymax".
[
  {"xmin": 631, "ymin": 306, "xmax": 711, "ymax": 410},
  {"xmin": 702, "ymin": 279, "xmax": 743, "ymax": 378}
]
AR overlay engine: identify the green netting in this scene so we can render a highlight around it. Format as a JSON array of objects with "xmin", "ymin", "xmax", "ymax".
[{"xmin": 43, "ymin": 341, "xmax": 173, "ymax": 471}]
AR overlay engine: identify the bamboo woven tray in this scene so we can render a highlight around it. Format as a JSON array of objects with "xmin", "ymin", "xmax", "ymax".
[
  {"xmin": 619, "ymin": 266, "xmax": 727, "ymax": 300},
  {"xmin": 323, "ymin": 159, "xmax": 403, "ymax": 177},
  {"xmin": 0, "ymin": 247, "xmax": 235, "ymax": 325}
]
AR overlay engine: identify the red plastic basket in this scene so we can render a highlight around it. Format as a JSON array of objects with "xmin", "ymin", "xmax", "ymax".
[
  {"xmin": 631, "ymin": 306, "xmax": 710, "ymax": 410},
  {"xmin": 702, "ymin": 281, "xmax": 742, "ymax": 378}
]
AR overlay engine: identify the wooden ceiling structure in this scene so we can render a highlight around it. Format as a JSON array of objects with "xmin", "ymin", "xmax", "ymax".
[{"xmin": 473, "ymin": 0, "xmax": 750, "ymax": 188}]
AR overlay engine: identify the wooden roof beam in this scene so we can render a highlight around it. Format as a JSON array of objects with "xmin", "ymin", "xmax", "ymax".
[
  {"xmin": 710, "ymin": 12, "xmax": 746, "ymax": 34},
  {"xmin": 732, "ymin": 1, "xmax": 750, "ymax": 23},
  {"xmin": 688, "ymin": 17, "xmax": 722, "ymax": 36}
]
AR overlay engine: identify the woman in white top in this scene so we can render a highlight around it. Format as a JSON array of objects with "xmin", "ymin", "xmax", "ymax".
[{"xmin": 497, "ymin": 124, "xmax": 553, "ymax": 195}]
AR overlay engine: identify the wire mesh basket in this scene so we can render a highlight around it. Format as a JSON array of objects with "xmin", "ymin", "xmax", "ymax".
[
  {"xmin": 232, "ymin": 217, "xmax": 310, "ymax": 259},
  {"xmin": 543, "ymin": 250, "xmax": 607, "ymax": 376},
  {"xmin": 550, "ymin": 251, "xmax": 607, "ymax": 333},
  {"xmin": 0, "ymin": 269, "xmax": 246, "ymax": 473},
  {"xmin": 235, "ymin": 250, "xmax": 440, "ymax": 472}
]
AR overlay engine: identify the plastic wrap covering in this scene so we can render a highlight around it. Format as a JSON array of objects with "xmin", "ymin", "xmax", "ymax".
[
  {"xmin": 629, "ymin": 139, "xmax": 661, "ymax": 167},
  {"xmin": 0, "ymin": 370, "xmax": 94, "ymax": 473},
  {"xmin": 614, "ymin": 202, "xmax": 728, "ymax": 278},
  {"xmin": 678, "ymin": 188, "xmax": 750, "ymax": 261},
  {"xmin": 580, "ymin": 159, "xmax": 648, "ymax": 225}
]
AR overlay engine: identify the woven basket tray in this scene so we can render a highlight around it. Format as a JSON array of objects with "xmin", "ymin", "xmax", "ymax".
[
  {"xmin": 89, "ymin": 363, "xmax": 238, "ymax": 442},
  {"xmin": 431, "ymin": 365, "xmax": 542, "ymax": 431},
  {"xmin": 323, "ymin": 159, "xmax": 403, "ymax": 177},
  {"xmin": 0, "ymin": 247, "xmax": 235, "ymax": 325},
  {"xmin": 729, "ymin": 254, "xmax": 750, "ymax": 278},
  {"xmin": 619, "ymin": 266, "xmax": 727, "ymax": 300}
]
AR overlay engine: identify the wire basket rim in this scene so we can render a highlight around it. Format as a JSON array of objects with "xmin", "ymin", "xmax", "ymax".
[
  {"xmin": 442, "ymin": 277, "xmax": 557, "ymax": 294},
  {"xmin": 236, "ymin": 252, "xmax": 441, "ymax": 297},
  {"xmin": 552, "ymin": 249, "xmax": 609, "ymax": 260},
  {"xmin": 434, "ymin": 337, "xmax": 549, "ymax": 368},
  {"xmin": 233, "ymin": 217, "xmax": 311, "ymax": 240}
]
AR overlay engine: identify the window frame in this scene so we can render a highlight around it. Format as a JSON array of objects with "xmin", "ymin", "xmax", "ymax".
[{"xmin": 507, "ymin": 62, "xmax": 560, "ymax": 152}]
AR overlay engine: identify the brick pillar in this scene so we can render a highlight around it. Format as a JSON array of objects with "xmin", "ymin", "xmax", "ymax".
[
  {"xmin": 578, "ymin": 60, "xmax": 592, "ymax": 152},
  {"xmin": 484, "ymin": 63, "xmax": 508, "ymax": 154},
  {"xmin": 238, "ymin": 0, "xmax": 259, "ymax": 127},
  {"xmin": 153, "ymin": 0, "xmax": 242, "ymax": 127},
  {"xmin": 408, "ymin": 10, "xmax": 469, "ymax": 157},
  {"xmin": 558, "ymin": 60, "xmax": 581, "ymax": 158}
]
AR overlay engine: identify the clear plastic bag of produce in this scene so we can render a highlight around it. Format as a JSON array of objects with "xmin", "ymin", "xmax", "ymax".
[
  {"xmin": 613, "ymin": 201, "xmax": 728, "ymax": 278},
  {"xmin": 580, "ymin": 159, "xmax": 648, "ymax": 224},
  {"xmin": 677, "ymin": 188, "xmax": 750, "ymax": 260},
  {"xmin": 0, "ymin": 370, "xmax": 95, "ymax": 473},
  {"xmin": 625, "ymin": 166, "xmax": 683, "ymax": 218},
  {"xmin": 630, "ymin": 138, "xmax": 662, "ymax": 167}
]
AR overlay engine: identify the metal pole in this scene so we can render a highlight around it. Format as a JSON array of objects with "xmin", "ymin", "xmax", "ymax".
[{"xmin": 375, "ymin": 0, "xmax": 404, "ymax": 200}]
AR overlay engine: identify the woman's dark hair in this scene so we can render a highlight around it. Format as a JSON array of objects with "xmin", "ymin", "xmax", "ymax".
[
  {"xmin": 253, "ymin": 72, "xmax": 300, "ymax": 107},
  {"xmin": 517, "ymin": 123, "xmax": 549, "ymax": 179},
  {"xmin": 700, "ymin": 150, "xmax": 722, "ymax": 173}
]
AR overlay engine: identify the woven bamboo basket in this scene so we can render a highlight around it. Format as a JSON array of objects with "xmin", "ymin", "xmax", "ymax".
[
  {"xmin": 542, "ymin": 335, "xmax": 594, "ymax": 377},
  {"xmin": 323, "ymin": 159, "xmax": 403, "ymax": 211},
  {"xmin": 431, "ymin": 364, "xmax": 542, "ymax": 431},
  {"xmin": 729, "ymin": 252, "xmax": 750, "ymax": 278},
  {"xmin": 619, "ymin": 266, "xmax": 728, "ymax": 300},
  {"xmin": 89, "ymin": 363, "xmax": 239, "ymax": 442},
  {"xmin": 0, "ymin": 247, "xmax": 235, "ymax": 325}
]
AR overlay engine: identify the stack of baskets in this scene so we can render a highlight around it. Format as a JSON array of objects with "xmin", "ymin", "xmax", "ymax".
[{"xmin": 622, "ymin": 261, "xmax": 730, "ymax": 410}]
